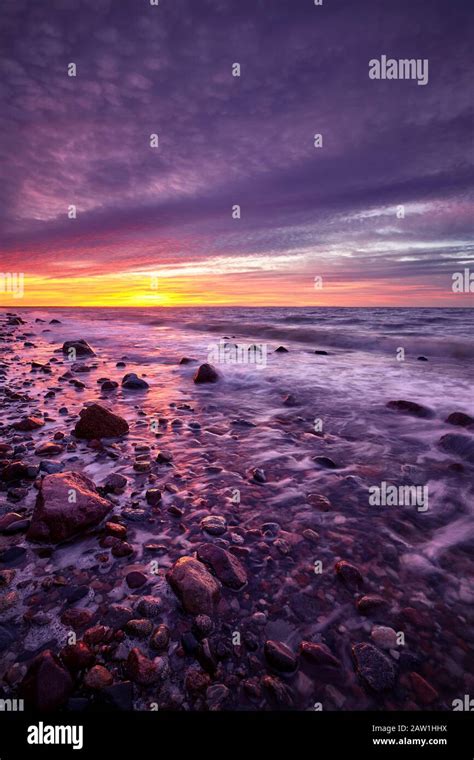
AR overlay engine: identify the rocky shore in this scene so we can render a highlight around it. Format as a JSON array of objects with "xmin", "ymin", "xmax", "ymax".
[{"xmin": 0, "ymin": 310, "xmax": 473, "ymax": 712}]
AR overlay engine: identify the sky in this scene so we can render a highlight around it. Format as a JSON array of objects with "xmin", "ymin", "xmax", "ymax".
[{"xmin": 0, "ymin": 0, "xmax": 473, "ymax": 307}]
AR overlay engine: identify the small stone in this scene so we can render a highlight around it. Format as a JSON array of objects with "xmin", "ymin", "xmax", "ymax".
[
  {"xmin": 386, "ymin": 400, "xmax": 434, "ymax": 419},
  {"xmin": 299, "ymin": 641, "xmax": 340, "ymax": 667},
  {"xmin": 371, "ymin": 626, "xmax": 398, "ymax": 650},
  {"xmin": 126, "ymin": 648, "xmax": 165, "ymax": 685},
  {"xmin": 125, "ymin": 618, "xmax": 153, "ymax": 638},
  {"xmin": 409, "ymin": 672, "xmax": 439, "ymax": 705},
  {"xmin": 251, "ymin": 467, "xmax": 266, "ymax": 483},
  {"xmin": 264, "ymin": 640, "xmax": 298, "ymax": 673},
  {"xmin": 193, "ymin": 363, "xmax": 219, "ymax": 384},
  {"xmin": 35, "ymin": 442, "xmax": 64, "ymax": 456},
  {"xmin": 313, "ymin": 455, "xmax": 338, "ymax": 469},
  {"xmin": 166, "ymin": 556, "xmax": 220, "ymax": 615},
  {"xmin": 155, "ymin": 451, "xmax": 173, "ymax": 464},
  {"xmin": 136, "ymin": 596, "xmax": 162, "ymax": 618},
  {"xmin": 274, "ymin": 346, "xmax": 289, "ymax": 353},
  {"xmin": 104, "ymin": 473, "xmax": 128, "ymax": 493},
  {"xmin": 60, "ymin": 643, "xmax": 95, "ymax": 672},
  {"xmin": 13, "ymin": 416, "xmax": 44, "ymax": 432},
  {"xmin": 145, "ymin": 488, "xmax": 162, "ymax": 505},
  {"xmin": 84, "ymin": 665, "xmax": 113, "ymax": 690},
  {"xmin": 357, "ymin": 595, "xmax": 388, "ymax": 614},
  {"xmin": 126, "ymin": 571, "xmax": 148, "ymax": 589},
  {"xmin": 335, "ymin": 560, "xmax": 363, "ymax": 589},
  {"xmin": 200, "ymin": 515, "xmax": 227, "ymax": 536},
  {"xmin": 151, "ymin": 624, "xmax": 170, "ymax": 651}
]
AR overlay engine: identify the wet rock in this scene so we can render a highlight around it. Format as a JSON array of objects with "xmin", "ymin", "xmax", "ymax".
[
  {"xmin": 19, "ymin": 650, "xmax": 74, "ymax": 711},
  {"xmin": 155, "ymin": 450, "xmax": 173, "ymax": 464},
  {"xmin": 386, "ymin": 400, "xmax": 434, "ymax": 419},
  {"xmin": 60, "ymin": 643, "xmax": 95, "ymax": 673},
  {"xmin": 192, "ymin": 614, "xmax": 213, "ymax": 639},
  {"xmin": 445, "ymin": 411, "xmax": 474, "ymax": 427},
  {"xmin": 0, "ymin": 569, "xmax": 16, "ymax": 587},
  {"xmin": 104, "ymin": 604, "xmax": 134, "ymax": 628},
  {"xmin": 251, "ymin": 467, "xmax": 266, "ymax": 483},
  {"xmin": 13, "ymin": 416, "xmax": 44, "ymax": 432},
  {"xmin": 352, "ymin": 642, "xmax": 396, "ymax": 692},
  {"xmin": 314, "ymin": 349, "xmax": 329, "ymax": 355},
  {"xmin": 111, "ymin": 540, "xmax": 134, "ymax": 558},
  {"xmin": 274, "ymin": 346, "xmax": 289, "ymax": 353},
  {"xmin": 307, "ymin": 493, "xmax": 332, "ymax": 511},
  {"xmin": 126, "ymin": 571, "xmax": 148, "ymax": 589},
  {"xmin": 179, "ymin": 357, "xmax": 197, "ymax": 365},
  {"xmin": 60, "ymin": 608, "xmax": 94, "ymax": 630},
  {"xmin": 299, "ymin": 641, "xmax": 340, "ymax": 667},
  {"xmin": 200, "ymin": 515, "xmax": 227, "ymax": 536},
  {"xmin": 40, "ymin": 460, "xmax": 64, "ymax": 474},
  {"xmin": 264, "ymin": 640, "xmax": 298, "ymax": 672},
  {"xmin": 371, "ymin": 626, "xmax": 398, "ymax": 650},
  {"xmin": 166, "ymin": 556, "xmax": 220, "ymax": 615},
  {"xmin": 27, "ymin": 471, "xmax": 112, "ymax": 543},
  {"xmin": 101, "ymin": 381, "xmax": 119, "ymax": 391},
  {"xmin": 83, "ymin": 665, "xmax": 114, "ymax": 690},
  {"xmin": 335, "ymin": 560, "xmax": 363, "ymax": 589},
  {"xmin": 313, "ymin": 456, "xmax": 338, "ymax": 469},
  {"xmin": 0, "ymin": 512, "xmax": 24, "ymax": 532},
  {"xmin": 438, "ymin": 433, "xmax": 474, "ymax": 463},
  {"xmin": 193, "ymin": 363, "xmax": 219, "ymax": 384},
  {"xmin": 0, "ymin": 625, "xmax": 14, "ymax": 652},
  {"xmin": 145, "ymin": 488, "xmax": 162, "ymax": 505},
  {"xmin": 62, "ymin": 339, "xmax": 95, "ymax": 357},
  {"xmin": 74, "ymin": 403, "xmax": 129, "ymax": 440},
  {"xmin": 136, "ymin": 596, "xmax": 162, "ymax": 618},
  {"xmin": 121, "ymin": 373, "xmax": 149, "ymax": 390},
  {"xmin": 83, "ymin": 626, "xmax": 114, "ymax": 645},
  {"xmin": 125, "ymin": 618, "xmax": 153, "ymax": 638},
  {"xmin": 185, "ymin": 668, "xmax": 211, "ymax": 695},
  {"xmin": 126, "ymin": 648, "xmax": 164, "ymax": 685},
  {"xmin": 283, "ymin": 394, "xmax": 298, "ymax": 407},
  {"xmin": 35, "ymin": 442, "xmax": 64, "ymax": 456},
  {"xmin": 196, "ymin": 543, "xmax": 247, "ymax": 590},
  {"xmin": 357, "ymin": 595, "xmax": 388, "ymax": 614},
  {"xmin": 1, "ymin": 461, "xmax": 35, "ymax": 482},
  {"xmin": 104, "ymin": 473, "xmax": 128, "ymax": 493},
  {"xmin": 417, "ymin": 356, "xmax": 428, "ymax": 361},
  {"xmin": 151, "ymin": 624, "xmax": 170, "ymax": 651},
  {"xmin": 409, "ymin": 672, "xmax": 439, "ymax": 705},
  {"xmin": 206, "ymin": 683, "xmax": 230, "ymax": 710},
  {"xmin": 133, "ymin": 460, "xmax": 151, "ymax": 473},
  {"xmin": 98, "ymin": 682, "xmax": 133, "ymax": 711},
  {"xmin": 261, "ymin": 675, "xmax": 294, "ymax": 706}
]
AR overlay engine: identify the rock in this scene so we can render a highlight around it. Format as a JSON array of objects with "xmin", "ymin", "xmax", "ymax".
[
  {"xmin": 62, "ymin": 339, "xmax": 95, "ymax": 357},
  {"xmin": 104, "ymin": 473, "xmax": 128, "ymax": 493},
  {"xmin": 417, "ymin": 356, "xmax": 429, "ymax": 361},
  {"xmin": 125, "ymin": 618, "xmax": 153, "ymax": 638},
  {"xmin": 445, "ymin": 412, "xmax": 474, "ymax": 427},
  {"xmin": 121, "ymin": 373, "xmax": 149, "ymax": 390},
  {"xmin": 251, "ymin": 467, "xmax": 266, "ymax": 483},
  {"xmin": 352, "ymin": 643, "xmax": 396, "ymax": 692},
  {"xmin": 371, "ymin": 626, "xmax": 398, "ymax": 649},
  {"xmin": 98, "ymin": 682, "xmax": 133, "ymax": 711},
  {"xmin": 13, "ymin": 416, "xmax": 44, "ymax": 432},
  {"xmin": 74, "ymin": 403, "xmax": 129, "ymax": 440},
  {"xmin": 206, "ymin": 683, "xmax": 230, "ymax": 710},
  {"xmin": 357, "ymin": 595, "xmax": 388, "ymax": 614},
  {"xmin": 313, "ymin": 456, "xmax": 338, "ymax": 469},
  {"xmin": 101, "ymin": 380, "xmax": 119, "ymax": 391},
  {"xmin": 307, "ymin": 493, "xmax": 332, "ymax": 511},
  {"xmin": 335, "ymin": 560, "xmax": 363, "ymax": 588},
  {"xmin": 386, "ymin": 400, "xmax": 434, "ymax": 419},
  {"xmin": 264, "ymin": 640, "xmax": 298, "ymax": 672},
  {"xmin": 155, "ymin": 450, "xmax": 173, "ymax": 464},
  {"xmin": 166, "ymin": 556, "xmax": 220, "ymax": 615},
  {"xmin": 283, "ymin": 394, "xmax": 298, "ymax": 407},
  {"xmin": 274, "ymin": 346, "xmax": 289, "ymax": 353},
  {"xmin": 196, "ymin": 543, "xmax": 247, "ymax": 590},
  {"xmin": 133, "ymin": 460, "xmax": 151, "ymax": 473},
  {"xmin": 126, "ymin": 571, "xmax": 148, "ymax": 589},
  {"xmin": 40, "ymin": 460, "xmax": 64, "ymax": 474},
  {"xmin": 60, "ymin": 643, "xmax": 95, "ymax": 673},
  {"xmin": 136, "ymin": 596, "xmax": 162, "ymax": 618},
  {"xmin": 111, "ymin": 540, "xmax": 134, "ymax": 558},
  {"xmin": 185, "ymin": 668, "xmax": 211, "ymax": 695},
  {"xmin": 439, "ymin": 433, "xmax": 474, "ymax": 463},
  {"xmin": 84, "ymin": 665, "xmax": 113, "ymax": 690},
  {"xmin": 261, "ymin": 675, "xmax": 294, "ymax": 706},
  {"xmin": 1, "ymin": 462, "xmax": 34, "ymax": 482},
  {"xmin": 35, "ymin": 442, "xmax": 64, "ymax": 456},
  {"xmin": 299, "ymin": 641, "xmax": 340, "ymax": 667},
  {"xmin": 192, "ymin": 615, "xmax": 213, "ymax": 639},
  {"xmin": 314, "ymin": 349, "xmax": 329, "ymax": 355},
  {"xmin": 126, "ymin": 648, "xmax": 164, "ymax": 685},
  {"xmin": 0, "ymin": 625, "xmax": 14, "ymax": 652},
  {"xmin": 151, "ymin": 624, "xmax": 170, "ymax": 651},
  {"xmin": 27, "ymin": 471, "xmax": 112, "ymax": 543},
  {"xmin": 179, "ymin": 357, "xmax": 197, "ymax": 365},
  {"xmin": 145, "ymin": 488, "xmax": 162, "ymax": 506},
  {"xmin": 200, "ymin": 515, "xmax": 227, "ymax": 536},
  {"xmin": 103, "ymin": 604, "xmax": 134, "ymax": 628},
  {"xmin": 0, "ymin": 512, "xmax": 24, "ymax": 532},
  {"xmin": 193, "ymin": 363, "xmax": 219, "ymax": 384},
  {"xmin": 19, "ymin": 650, "xmax": 73, "ymax": 710},
  {"xmin": 409, "ymin": 672, "xmax": 439, "ymax": 705}
]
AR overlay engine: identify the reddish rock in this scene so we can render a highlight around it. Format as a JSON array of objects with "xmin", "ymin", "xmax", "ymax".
[
  {"xmin": 335, "ymin": 560, "xmax": 363, "ymax": 588},
  {"xmin": 84, "ymin": 665, "xmax": 114, "ymax": 690},
  {"xmin": 264, "ymin": 640, "xmax": 298, "ymax": 672},
  {"xmin": 62, "ymin": 339, "xmax": 95, "ymax": 357},
  {"xmin": 35, "ymin": 442, "xmax": 64, "ymax": 456},
  {"xmin": 27, "ymin": 471, "xmax": 112, "ymax": 543},
  {"xmin": 74, "ymin": 403, "xmax": 129, "ymax": 440},
  {"xmin": 196, "ymin": 543, "xmax": 247, "ymax": 590},
  {"xmin": 60, "ymin": 642, "xmax": 95, "ymax": 673},
  {"xmin": 409, "ymin": 672, "xmax": 439, "ymax": 705},
  {"xmin": 299, "ymin": 641, "xmax": 340, "ymax": 667},
  {"xmin": 357, "ymin": 595, "xmax": 388, "ymax": 614},
  {"xmin": 19, "ymin": 650, "xmax": 73, "ymax": 711},
  {"xmin": 166, "ymin": 556, "xmax": 220, "ymax": 615},
  {"xmin": 126, "ymin": 648, "xmax": 163, "ymax": 685},
  {"xmin": 13, "ymin": 416, "xmax": 44, "ymax": 432},
  {"xmin": 352, "ymin": 643, "xmax": 396, "ymax": 692}
]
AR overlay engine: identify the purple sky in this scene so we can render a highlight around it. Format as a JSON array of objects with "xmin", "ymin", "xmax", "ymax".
[{"xmin": 0, "ymin": 0, "xmax": 473, "ymax": 305}]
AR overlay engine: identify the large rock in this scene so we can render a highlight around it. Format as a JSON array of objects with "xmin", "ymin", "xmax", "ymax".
[
  {"xmin": 121, "ymin": 373, "xmax": 149, "ymax": 390},
  {"xmin": 386, "ymin": 400, "xmax": 434, "ymax": 419},
  {"xmin": 196, "ymin": 543, "xmax": 247, "ymax": 590},
  {"xmin": 352, "ymin": 642, "xmax": 396, "ymax": 692},
  {"xmin": 19, "ymin": 650, "xmax": 73, "ymax": 710},
  {"xmin": 27, "ymin": 471, "xmax": 112, "ymax": 543},
  {"xmin": 62, "ymin": 339, "xmax": 95, "ymax": 357},
  {"xmin": 439, "ymin": 433, "xmax": 474, "ymax": 463},
  {"xmin": 166, "ymin": 556, "xmax": 221, "ymax": 615},
  {"xmin": 74, "ymin": 403, "xmax": 129, "ymax": 439},
  {"xmin": 193, "ymin": 363, "xmax": 219, "ymax": 384}
]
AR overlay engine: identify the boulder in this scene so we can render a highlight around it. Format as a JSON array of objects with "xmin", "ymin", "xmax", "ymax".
[
  {"xmin": 19, "ymin": 650, "xmax": 73, "ymax": 710},
  {"xmin": 166, "ymin": 556, "xmax": 220, "ymax": 615},
  {"xmin": 27, "ymin": 471, "xmax": 112, "ymax": 543},
  {"xmin": 121, "ymin": 373, "xmax": 149, "ymax": 390},
  {"xmin": 74, "ymin": 403, "xmax": 129, "ymax": 439}
]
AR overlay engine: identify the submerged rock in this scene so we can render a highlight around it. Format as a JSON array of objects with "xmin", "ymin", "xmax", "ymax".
[
  {"xmin": 439, "ymin": 433, "xmax": 474, "ymax": 463},
  {"xmin": 19, "ymin": 650, "xmax": 73, "ymax": 710},
  {"xmin": 121, "ymin": 373, "xmax": 149, "ymax": 390},
  {"xmin": 74, "ymin": 403, "xmax": 129, "ymax": 439},
  {"xmin": 445, "ymin": 412, "xmax": 474, "ymax": 428},
  {"xmin": 335, "ymin": 560, "xmax": 363, "ymax": 588},
  {"xmin": 264, "ymin": 640, "xmax": 298, "ymax": 672},
  {"xmin": 166, "ymin": 556, "xmax": 220, "ymax": 615},
  {"xmin": 352, "ymin": 642, "xmax": 396, "ymax": 692},
  {"xmin": 386, "ymin": 400, "xmax": 434, "ymax": 419},
  {"xmin": 27, "ymin": 471, "xmax": 112, "ymax": 543}
]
